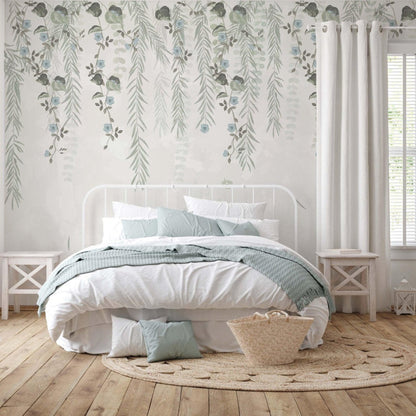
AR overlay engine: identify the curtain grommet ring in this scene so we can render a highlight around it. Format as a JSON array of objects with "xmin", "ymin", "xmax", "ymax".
[{"xmin": 322, "ymin": 25, "xmax": 327, "ymax": 33}]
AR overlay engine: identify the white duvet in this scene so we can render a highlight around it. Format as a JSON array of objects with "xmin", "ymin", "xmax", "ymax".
[{"xmin": 45, "ymin": 235, "xmax": 330, "ymax": 353}]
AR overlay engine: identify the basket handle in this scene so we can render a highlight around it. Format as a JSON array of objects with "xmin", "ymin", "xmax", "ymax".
[
  {"xmin": 252, "ymin": 312, "xmax": 266, "ymax": 320},
  {"xmin": 252, "ymin": 310, "xmax": 289, "ymax": 321},
  {"xmin": 265, "ymin": 310, "xmax": 289, "ymax": 320}
]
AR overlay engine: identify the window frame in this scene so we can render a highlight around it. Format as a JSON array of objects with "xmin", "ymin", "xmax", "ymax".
[{"xmin": 387, "ymin": 41, "xmax": 416, "ymax": 258}]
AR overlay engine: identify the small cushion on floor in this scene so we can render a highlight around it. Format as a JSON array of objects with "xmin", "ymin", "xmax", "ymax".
[{"xmin": 140, "ymin": 320, "xmax": 202, "ymax": 362}]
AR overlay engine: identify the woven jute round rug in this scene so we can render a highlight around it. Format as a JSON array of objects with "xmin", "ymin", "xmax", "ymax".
[{"xmin": 102, "ymin": 335, "xmax": 416, "ymax": 391}]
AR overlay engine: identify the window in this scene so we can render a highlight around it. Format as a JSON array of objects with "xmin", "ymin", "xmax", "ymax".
[{"xmin": 388, "ymin": 50, "xmax": 416, "ymax": 247}]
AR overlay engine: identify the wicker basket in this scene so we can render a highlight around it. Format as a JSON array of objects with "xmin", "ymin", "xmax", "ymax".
[{"xmin": 227, "ymin": 310, "xmax": 314, "ymax": 366}]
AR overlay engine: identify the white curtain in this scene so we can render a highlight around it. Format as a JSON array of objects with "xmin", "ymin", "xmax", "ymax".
[{"xmin": 316, "ymin": 21, "xmax": 391, "ymax": 312}]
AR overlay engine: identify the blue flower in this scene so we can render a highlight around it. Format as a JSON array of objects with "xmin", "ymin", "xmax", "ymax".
[
  {"xmin": 125, "ymin": 43, "xmax": 131, "ymax": 50},
  {"xmin": 221, "ymin": 59, "xmax": 229, "ymax": 69},
  {"xmin": 218, "ymin": 32, "xmax": 227, "ymax": 43},
  {"xmin": 291, "ymin": 46, "xmax": 300, "ymax": 56},
  {"xmin": 51, "ymin": 96, "xmax": 60, "ymax": 106},
  {"xmin": 39, "ymin": 32, "xmax": 48, "ymax": 42},
  {"xmin": 103, "ymin": 123, "xmax": 113, "ymax": 133},
  {"xmin": 223, "ymin": 150, "xmax": 229, "ymax": 157},
  {"xmin": 22, "ymin": 20, "xmax": 31, "ymax": 29},
  {"xmin": 20, "ymin": 47, "xmax": 29, "ymax": 57},
  {"xmin": 310, "ymin": 32, "xmax": 316, "ymax": 42},
  {"xmin": 42, "ymin": 60, "xmax": 51, "ymax": 69},
  {"xmin": 132, "ymin": 37, "xmax": 139, "ymax": 46},
  {"xmin": 96, "ymin": 59, "xmax": 105, "ymax": 69},
  {"xmin": 106, "ymin": 96, "xmax": 114, "ymax": 106},
  {"xmin": 173, "ymin": 46, "xmax": 182, "ymax": 56},
  {"xmin": 200, "ymin": 124, "xmax": 209, "ymax": 133},
  {"xmin": 230, "ymin": 96, "xmax": 239, "ymax": 105},
  {"xmin": 227, "ymin": 123, "xmax": 236, "ymax": 133},
  {"xmin": 389, "ymin": 20, "xmax": 396, "ymax": 27},
  {"xmin": 293, "ymin": 19, "xmax": 303, "ymax": 29},
  {"xmin": 48, "ymin": 124, "xmax": 58, "ymax": 134},
  {"xmin": 44, "ymin": 150, "xmax": 51, "ymax": 157},
  {"xmin": 94, "ymin": 32, "xmax": 103, "ymax": 42},
  {"xmin": 175, "ymin": 19, "xmax": 184, "ymax": 29},
  {"xmin": 249, "ymin": 43, "xmax": 256, "ymax": 51},
  {"xmin": 313, "ymin": 59, "xmax": 316, "ymax": 68}
]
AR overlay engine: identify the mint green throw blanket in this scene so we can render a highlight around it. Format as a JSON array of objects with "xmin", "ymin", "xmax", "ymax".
[{"xmin": 37, "ymin": 244, "xmax": 335, "ymax": 315}]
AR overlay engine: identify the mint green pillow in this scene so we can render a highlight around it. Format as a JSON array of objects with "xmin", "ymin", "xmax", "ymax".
[
  {"xmin": 157, "ymin": 207, "xmax": 223, "ymax": 237},
  {"xmin": 140, "ymin": 320, "xmax": 202, "ymax": 362},
  {"xmin": 121, "ymin": 219, "xmax": 158, "ymax": 239},
  {"xmin": 216, "ymin": 219, "xmax": 259, "ymax": 236}
]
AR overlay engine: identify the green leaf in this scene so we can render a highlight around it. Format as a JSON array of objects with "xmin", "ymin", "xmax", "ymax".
[
  {"xmin": 212, "ymin": 25, "xmax": 225, "ymax": 35},
  {"xmin": 216, "ymin": 92, "xmax": 228, "ymax": 99},
  {"xmin": 92, "ymin": 92, "xmax": 104, "ymax": 99},
  {"xmin": 52, "ymin": 76, "xmax": 66, "ymax": 91},
  {"xmin": 51, "ymin": 6, "xmax": 69, "ymax": 24},
  {"xmin": 91, "ymin": 73, "xmax": 104, "ymax": 85},
  {"xmin": 105, "ymin": 5, "xmax": 123, "ymax": 24},
  {"xmin": 86, "ymin": 2, "xmax": 102, "ymax": 18},
  {"xmin": 34, "ymin": 25, "xmax": 48, "ymax": 34},
  {"xmin": 38, "ymin": 92, "xmax": 49, "ymax": 99},
  {"xmin": 88, "ymin": 25, "xmax": 102, "ymax": 34},
  {"xmin": 106, "ymin": 75, "xmax": 120, "ymax": 91},
  {"xmin": 32, "ymin": 3, "xmax": 48, "ymax": 18}
]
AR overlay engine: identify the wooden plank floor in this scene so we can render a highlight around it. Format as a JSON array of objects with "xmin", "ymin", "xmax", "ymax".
[{"xmin": 0, "ymin": 312, "xmax": 416, "ymax": 416}]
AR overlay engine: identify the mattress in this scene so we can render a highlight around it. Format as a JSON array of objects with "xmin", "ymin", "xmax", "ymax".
[{"xmin": 44, "ymin": 235, "xmax": 330, "ymax": 354}]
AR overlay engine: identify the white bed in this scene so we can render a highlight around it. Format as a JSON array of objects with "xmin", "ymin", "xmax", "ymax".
[{"xmin": 43, "ymin": 185, "xmax": 331, "ymax": 354}]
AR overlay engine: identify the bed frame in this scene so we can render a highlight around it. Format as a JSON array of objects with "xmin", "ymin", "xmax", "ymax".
[{"xmin": 82, "ymin": 184, "xmax": 299, "ymax": 251}]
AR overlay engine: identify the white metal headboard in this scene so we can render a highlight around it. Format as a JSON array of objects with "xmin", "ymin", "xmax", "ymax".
[{"xmin": 82, "ymin": 184, "xmax": 298, "ymax": 251}]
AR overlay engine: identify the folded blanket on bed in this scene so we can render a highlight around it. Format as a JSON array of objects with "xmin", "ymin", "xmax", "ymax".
[{"xmin": 37, "ymin": 244, "xmax": 335, "ymax": 315}]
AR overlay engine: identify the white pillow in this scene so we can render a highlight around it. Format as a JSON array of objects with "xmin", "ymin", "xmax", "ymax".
[
  {"xmin": 184, "ymin": 195, "xmax": 266, "ymax": 219},
  {"xmin": 209, "ymin": 216, "xmax": 280, "ymax": 242},
  {"xmin": 102, "ymin": 217, "xmax": 158, "ymax": 243},
  {"xmin": 108, "ymin": 315, "xmax": 167, "ymax": 357},
  {"xmin": 251, "ymin": 219, "xmax": 280, "ymax": 242},
  {"xmin": 112, "ymin": 201, "xmax": 157, "ymax": 218},
  {"xmin": 102, "ymin": 217, "xmax": 124, "ymax": 243}
]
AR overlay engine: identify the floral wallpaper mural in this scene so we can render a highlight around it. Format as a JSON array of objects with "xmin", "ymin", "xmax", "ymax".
[{"xmin": 4, "ymin": 0, "xmax": 416, "ymax": 259}]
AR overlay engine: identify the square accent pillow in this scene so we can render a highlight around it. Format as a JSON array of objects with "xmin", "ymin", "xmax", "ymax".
[
  {"xmin": 140, "ymin": 320, "xmax": 202, "ymax": 363},
  {"xmin": 108, "ymin": 315, "xmax": 167, "ymax": 358},
  {"xmin": 216, "ymin": 219, "xmax": 259, "ymax": 236},
  {"xmin": 157, "ymin": 207, "xmax": 223, "ymax": 237},
  {"xmin": 121, "ymin": 218, "xmax": 158, "ymax": 239},
  {"xmin": 207, "ymin": 216, "xmax": 280, "ymax": 242}
]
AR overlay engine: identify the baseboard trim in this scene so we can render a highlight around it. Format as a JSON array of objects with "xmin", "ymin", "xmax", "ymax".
[{"xmin": 0, "ymin": 305, "xmax": 37, "ymax": 312}]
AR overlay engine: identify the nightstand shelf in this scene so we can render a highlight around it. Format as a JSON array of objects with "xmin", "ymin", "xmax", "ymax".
[
  {"xmin": 316, "ymin": 251, "xmax": 378, "ymax": 321},
  {"xmin": 1, "ymin": 251, "xmax": 62, "ymax": 320}
]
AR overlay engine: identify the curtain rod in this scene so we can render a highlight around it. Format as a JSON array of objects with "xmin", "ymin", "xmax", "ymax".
[{"xmin": 307, "ymin": 24, "xmax": 416, "ymax": 32}]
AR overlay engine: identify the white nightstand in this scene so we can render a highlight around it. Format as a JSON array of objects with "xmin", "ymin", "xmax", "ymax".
[
  {"xmin": 1, "ymin": 251, "xmax": 62, "ymax": 320},
  {"xmin": 316, "ymin": 251, "xmax": 378, "ymax": 321}
]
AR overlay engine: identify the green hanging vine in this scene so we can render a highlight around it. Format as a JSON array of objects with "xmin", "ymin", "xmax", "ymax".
[
  {"xmin": 267, "ymin": 3, "xmax": 283, "ymax": 138},
  {"xmin": 5, "ymin": 47, "xmax": 24, "ymax": 208},
  {"xmin": 235, "ymin": 1, "xmax": 264, "ymax": 171},
  {"xmin": 193, "ymin": 1, "xmax": 215, "ymax": 130}
]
